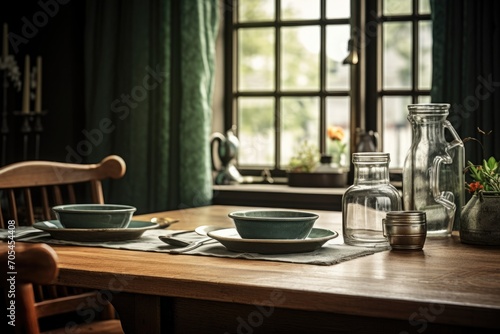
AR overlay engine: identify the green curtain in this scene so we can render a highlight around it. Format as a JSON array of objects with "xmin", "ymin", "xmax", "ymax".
[
  {"xmin": 431, "ymin": 0, "xmax": 500, "ymax": 165},
  {"xmin": 84, "ymin": 0, "xmax": 219, "ymax": 213},
  {"xmin": 178, "ymin": 0, "xmax": 219, "ymax": 209}
]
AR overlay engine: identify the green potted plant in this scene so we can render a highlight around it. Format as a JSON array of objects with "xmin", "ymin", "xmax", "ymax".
[
  {"xmin": 288, "ymin": 141, "xmax": 320, "ymax": 173},
  {"xmin": 461, "ymin": 156, "xmax": 500, "ymax": 245},
  {"xmin": 287, "ymin": 141, "xmax": 347, "ymax": 187}
]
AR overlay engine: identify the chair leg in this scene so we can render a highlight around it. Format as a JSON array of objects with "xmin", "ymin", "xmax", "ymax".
[{"xmin": 17, "ymin": 284, "xmax": 41, "ymax": 334}]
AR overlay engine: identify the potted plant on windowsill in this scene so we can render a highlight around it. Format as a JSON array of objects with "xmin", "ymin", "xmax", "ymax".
[
  {"xmin": 287, "ymin": 141, "xmax": 348, "ymax": 188},
  {"xmin": 460, "ymin": 156, "xmax": 500, "ymax": 245}
]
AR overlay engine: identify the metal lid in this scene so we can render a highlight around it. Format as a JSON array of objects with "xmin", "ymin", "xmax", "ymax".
[{"xmin": 385, "ymin": 211, "xmax": 426, "ymax": 223}]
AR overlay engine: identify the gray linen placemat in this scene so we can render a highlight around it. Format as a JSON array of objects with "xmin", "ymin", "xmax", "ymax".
[{"xmin": 0, "ymin": 227, "xmax": 388, "ymax": 266}]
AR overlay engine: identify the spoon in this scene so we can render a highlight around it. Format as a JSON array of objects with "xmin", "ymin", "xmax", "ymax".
[
  {"xmin": 150, "ymin": 217, "xmax": 179, "ymax": 229},
  {"xmin": 158, "ymin": 226, "xmax": 224, "ymax": 252},
  {"xmin": 158, "ymin": 234, "xmax": 215, "ymax": 252}
]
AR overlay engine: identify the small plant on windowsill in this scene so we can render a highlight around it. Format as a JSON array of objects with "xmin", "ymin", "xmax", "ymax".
[
  {"xmin": 287, "ymin": 141, "xmax": 347, "ymax": 187},
  {"xmin": 287, "ymin": 141, "xmax": 320, "ymax": 173}
]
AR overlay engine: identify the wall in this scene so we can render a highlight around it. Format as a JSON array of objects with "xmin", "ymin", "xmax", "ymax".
[{"xmin": 0, "ymin": 0, "xmax": 84, "ymax": 164}]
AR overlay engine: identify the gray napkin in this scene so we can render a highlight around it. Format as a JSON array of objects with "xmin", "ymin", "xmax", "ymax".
[{"xmin": 0, "ymin": 227, "xmax": 388, "ymax": 266}]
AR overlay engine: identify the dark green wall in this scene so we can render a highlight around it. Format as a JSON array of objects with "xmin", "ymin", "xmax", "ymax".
[{"xmin": 0, "ymin": 0, "xmax": 85, "ymax": 164}]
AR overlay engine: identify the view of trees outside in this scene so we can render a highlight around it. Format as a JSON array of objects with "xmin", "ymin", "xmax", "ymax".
[
  {"xmin": 235, "ymin": 0, "xmax": 431, "ymax": 169},
  {"xmin": 382, "ymin": 0, "xmax": 432, "ymax": 167},
  {"xmin": 237, "ymin": 0, "xmax": 351, "ymax": 168}
]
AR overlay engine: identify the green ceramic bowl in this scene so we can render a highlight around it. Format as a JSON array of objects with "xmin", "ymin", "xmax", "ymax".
[
  {"xmin": 228, "ymin": 210, "xmax": 319, "ymax": 239},
  {"xmin": 52, "ymin": 204, "xmax": 136, "ymax": 229}
]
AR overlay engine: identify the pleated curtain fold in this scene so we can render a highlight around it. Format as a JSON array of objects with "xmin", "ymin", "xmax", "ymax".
[{"xmin": 84, "ymin": 0, "xmax": 219, "ymax": 213}]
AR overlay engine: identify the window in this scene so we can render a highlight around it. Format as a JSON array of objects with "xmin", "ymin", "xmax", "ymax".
[
  {"xmin": 368, "ymin": 0, "xmax": 432, "ymax": 168},
  {"xmin": 224, "ymin": 0, "xmax": 432, "ymax": 176}
]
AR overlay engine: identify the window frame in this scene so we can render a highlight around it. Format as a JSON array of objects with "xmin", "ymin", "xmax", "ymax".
[
  {"xmin": 223, "ymin": 0, "xmax": 432, "ymax": 178},
  {"xmin": 365, "ymin": 0, "xmax": 432, "ymax": 153}
]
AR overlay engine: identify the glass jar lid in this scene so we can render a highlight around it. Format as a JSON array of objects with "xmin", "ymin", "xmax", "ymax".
[
  {"xmin": 407, "ymin": 103, "xmax": 450, "ymax": 116},
  {"xmin": 352, "ymin": 152, "xmax": 390, "ymax": 163}
]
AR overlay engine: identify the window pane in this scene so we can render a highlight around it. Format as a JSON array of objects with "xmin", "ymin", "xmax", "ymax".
[
  {"xmin": 281, "ymin": 0, "xmax": 320, "ymax": 20},
  {"xmin": 418, "ymin": 95, "xmax": 431, "ymax": 103},
  {"xmin": 418, "ymin": 21, "xmax": 432, "ymax": 90},
  {"xmin": 238, "ymin": 0, "xmax": 275, "ymax": 22},
  {"xmin": 326, "ymin": 0, "xmax": 350, "ymax": 19},
  {"xmin": 238, "ymin": 98, "xmax": 275, "ymax": 166},
  {"xmin": 382, "ymin": 96, "xmax": 412, "ymax": 168},
  {"xmin": 383, "ymin": 22, "xmax": 412, "ymax": 90},
  {"xmin": 326, "ymin": 25, "xmax": 350, "ymax": 90},
  {"xmin": 419, "ymin": 0, "xmax": 431, "ymax": 14},
  {"xmin": 383, "ymin": 0, "xmax": 412, "ymax": 16},
  {"xmin": 280, "ymin": 97, "xmax": 319, "ymax": 167},
  {"xmin": 281, "ymin": 26, "xmax": 320, "ymax": 91},
  {"xmin": 326, "ymin": 97, "xmax": 350, "ymax": 166},
  {"xmin": 238, "ymin": 28, "xmax": 275, "ymax": 91}
]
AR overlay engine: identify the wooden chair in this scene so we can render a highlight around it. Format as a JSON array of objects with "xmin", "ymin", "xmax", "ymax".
[
  {"xmin": 1, "ymin": 242, "xmax": 123, "ymax": 334},
  {"xmin": 0, "ymin": 155, "xmax": 126, "ymax": 227},
  {"xmin": 0, "ymin": 155, "xmax": 126, "ymax": 333}
]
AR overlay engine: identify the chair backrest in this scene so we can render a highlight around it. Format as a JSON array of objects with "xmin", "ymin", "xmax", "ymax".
[
  {"xmin": 0, "ymin": 155, "xmax": 126, "ymax": 228},
  {"xmin": 0, "ymin": 243, "xmax": 59, "ymax": 334},
  {"xmin": 0, "ymin": 156, "xmax": 126, "ymax": 333}
]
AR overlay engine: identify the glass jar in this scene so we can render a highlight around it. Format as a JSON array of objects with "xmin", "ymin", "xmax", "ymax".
[
  {"xmin": 342, "ymin": 153, "xmax": 402, "ymax": 247},
  {"xmin": 402, "ymin": 104, "xmax": 464, "ymax": 237}
]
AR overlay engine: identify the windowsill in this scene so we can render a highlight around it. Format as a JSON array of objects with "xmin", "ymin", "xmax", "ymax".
[
  {"xmin": 213, "ymin": 183, "xmax": 347, "ymax": 195},
  {"xmin": 212, "ymin": 183, "xmax": 347, "ymax": 211},
  {"xmin": 212, "ymin": 173, "xmax": 402, "ymax": 211}
]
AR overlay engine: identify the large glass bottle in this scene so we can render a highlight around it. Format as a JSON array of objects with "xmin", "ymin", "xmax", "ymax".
[
  {"xmin": 342, "ymin": 153, "xmax": 402, "ymax": 247},
  {"xmin": 403, "ymin": 104, "xmax": 465, "ymax": 237}
]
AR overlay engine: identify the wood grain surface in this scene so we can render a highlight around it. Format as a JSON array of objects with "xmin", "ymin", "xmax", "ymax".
[{"xmin": 46, "ymin": 205, "xmax": 500, "ymax": 333}]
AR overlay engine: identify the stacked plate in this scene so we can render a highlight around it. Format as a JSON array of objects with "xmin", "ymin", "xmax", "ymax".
[
  {"xmin": 206, "ymin": 210, "xmax": 339, "ymax": 254},
  {"xmin": 33, "ymin": 204, "xmax": 158, "ymax": 242}
]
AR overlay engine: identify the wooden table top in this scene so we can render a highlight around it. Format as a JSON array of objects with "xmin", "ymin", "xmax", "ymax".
[{"xmin": 49, "ymin": 205, "xmax": 500, "ymax": 329}]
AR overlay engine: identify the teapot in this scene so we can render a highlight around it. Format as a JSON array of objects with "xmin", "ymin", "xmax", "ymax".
[
  {"xmin": 356, "ymin": 129, "xmax": 379, "ymax": 152},
  {"xmin": 210, "ymin": 128, "xmax": 243, "ymax": 184}
]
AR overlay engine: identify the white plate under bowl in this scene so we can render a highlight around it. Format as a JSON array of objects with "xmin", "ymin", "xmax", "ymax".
[
  {"xmin": 207, "ymin": 228, "xmax": 338, "ymax": 254},
  {"xmin": 33, "ymin": 220, "xmax": 158, "ymax": 242}
]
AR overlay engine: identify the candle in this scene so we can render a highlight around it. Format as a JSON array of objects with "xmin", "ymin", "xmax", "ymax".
[
  {"xmin": 2, "ymin": 23, "xmax": 7, "ymax": 60},
  {"xmin": 35, "ymin": 56, "xmax": 42, "ymax": 113},
  {"xmin": 22, "ymin": 55, "xmax": 30, "ymax": 113}
]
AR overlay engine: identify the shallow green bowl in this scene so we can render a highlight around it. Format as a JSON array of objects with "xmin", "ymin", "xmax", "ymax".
[
  {"xmin": 228, "ymin": 210, "xmax": 319, "ymax": 239},
  {"xmin": 52, "ymin": 204, "xmax": 136, "ymax": 229}
]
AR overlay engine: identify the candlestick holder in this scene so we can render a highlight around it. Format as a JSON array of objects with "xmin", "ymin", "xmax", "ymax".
[
  {"xmin": 33, "ymin": 112, "xmax": 45, "ymax": 159},
  {"xmin": 1, "ymin": 52, "xmax": 22, "ymax": 165},
  {"xmin": 13, "ymin": 110, "xmax": 47, "ymax": 160},
  {"xmin": 1, "ymin": 70, "xmax": 8, "ymax": 165}
]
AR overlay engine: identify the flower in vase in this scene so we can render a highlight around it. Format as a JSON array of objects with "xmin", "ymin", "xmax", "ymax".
[
  {"xmin": 466, "ymin": 156, "xmax": 500, "ymax": 195},
  {"xmin": 327, "ymin": 125, "xmax": 347, "ymax": 165},
  {"xmin": 463, "ymin": 128, "xmax": 499, "ymax": 195}
]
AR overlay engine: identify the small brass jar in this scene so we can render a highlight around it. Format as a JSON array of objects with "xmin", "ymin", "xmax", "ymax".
[{"xmin": 383, "ymin": 211, "xmax": 427, "ymax": 250}]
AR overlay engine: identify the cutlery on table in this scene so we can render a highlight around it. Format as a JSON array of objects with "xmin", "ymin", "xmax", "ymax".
[
  {"xmin": 158, "ymin": 235, "xmax": 214, "ymax": 248},
  {"xmin": 150, "ymin": 217, "xmax": 180, "ymax": 229},
  {"xmin": 158, "ymin": 226, "xmax": 226, "ymax": 253},
  {"xmin": 158, "ymin": 235, "xmax": 218, "ymax": 253}
]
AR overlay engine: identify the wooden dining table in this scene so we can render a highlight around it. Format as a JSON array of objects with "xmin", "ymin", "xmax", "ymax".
[{"xmin": 47, "ymin": 205, "xmax": 499, "ymax": 333}]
